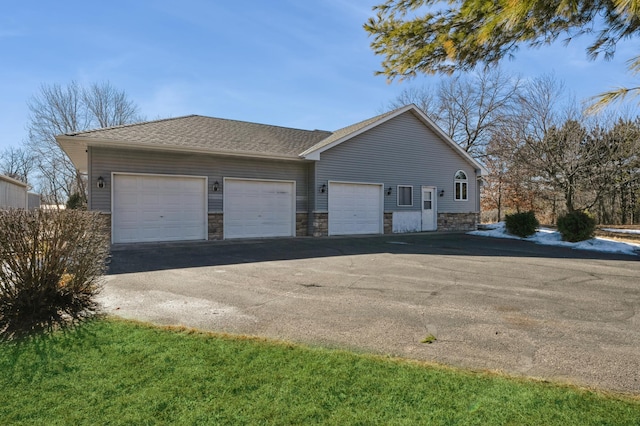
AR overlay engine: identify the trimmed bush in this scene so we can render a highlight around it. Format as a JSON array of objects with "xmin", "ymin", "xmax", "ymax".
[
  {"xmin": 0, "ymin": 209, "xmax": 109, "ymax": 341},
  {"xmin": 505, "ymin": 211, "xmax": 539, "ymax": 238},
  {"xmin": 65, "ymin": 193, "xmax": 87, "ymax": 210},
  {"xmin": 557, "ymin": 210, "xmax": 596, "ymax": 242}
]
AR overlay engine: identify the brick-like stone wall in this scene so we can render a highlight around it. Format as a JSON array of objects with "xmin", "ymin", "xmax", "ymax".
[
  {"xmin": 110, "ymin": 210, "xmax": 479, "ymax": 242},
  {"xmin": 437, "ymin": 212, "xmax": 479, "ymax": 231},
  {"xmin": 312, "ymin": 212, "xmax": 328, "ymax": 237},
  {"xmin": 208, "ymin": 213, "xmax": 223, "ymax": 240},
  {"xmin": 296, "ymin": 213, "xmax": 308, "ymax": 237},
  {"xmin": 384, "ymin": 212, "xmax": 393, "ymax": 234}
]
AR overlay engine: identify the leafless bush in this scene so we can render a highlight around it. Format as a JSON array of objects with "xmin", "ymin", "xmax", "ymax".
[{"xmin": 0, "ymin": 209, "xmax": 109, "ymax": 341}]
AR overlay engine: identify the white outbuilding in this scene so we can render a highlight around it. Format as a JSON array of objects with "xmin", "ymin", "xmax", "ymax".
[{"xmin": 0, "ymin": 174, "xmax": 28, "ymax": 209}]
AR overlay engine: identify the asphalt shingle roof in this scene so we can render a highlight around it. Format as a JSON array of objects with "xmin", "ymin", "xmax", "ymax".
[
  {"xmin": 59, "ymin": 105, "xmax": 486, "ymax": 173},
  {"xmin": 67, "ymin": 115, "xmax": 333, "ymax": 158}
]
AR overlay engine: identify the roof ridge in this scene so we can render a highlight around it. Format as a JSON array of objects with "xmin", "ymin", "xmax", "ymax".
[
  {"xmin": 193, "ymin": 115, "xmax": 332, "ymax": 134},
  {"xmin": 66, "ymin": 114, "xmax": 199, "ymax": 136},
  {"xmin": 67, "ymin": 114, "xmax": 333, "ymax": 137},
  {"xmin": 333, "ymin": 105, "xmax": 411, "ymax": 133}
]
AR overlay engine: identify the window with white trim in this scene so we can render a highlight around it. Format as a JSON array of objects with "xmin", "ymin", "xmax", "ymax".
[
  {"xmin": 454, "ymin": 170, "xmax": 468, "ymax": 201},
  {"xmin": 397, "ymin": 185, "xmax": 413, "ymax": 206}
]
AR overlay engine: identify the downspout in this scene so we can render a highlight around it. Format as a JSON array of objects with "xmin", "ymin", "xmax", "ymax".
[
  {"xmin": 87, "ymin": 147, "xmax": 92, "ymax": 210},
  {"xmin": 476, "ymin": 171, "xmax": 482, "ymax": 213},
  {"xmin": 307, "ymin": 161, "xmax": 316, "ymax": 236},
  {"xmin": 476, "ymin": 171, "xmax": 483, "ymax": 224}
]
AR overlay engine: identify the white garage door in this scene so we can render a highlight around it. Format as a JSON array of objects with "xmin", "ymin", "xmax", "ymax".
[
  {"xmin": 112, "ymin": 174, "xmax": 207, "ymax": 244},
  {"xmin": 224, "ymin": 179, "xmax": 295, "ymax": 239},
  {"xmin": 328, "ymin": 182, "xmax": 383, "ymax": 236}
]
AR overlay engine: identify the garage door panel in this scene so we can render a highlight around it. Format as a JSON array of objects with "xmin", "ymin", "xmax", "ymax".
[
  {"xmin": 118, "ymin": 192, "xmax": 139, "ymax": 204},
  {"xmin": 113, "ymin": 174, "xmax": 206, "ymax": 243},
  {"xmin": 329, "ymin": 183, "xmax": 382, "ymax": 236},
  {"xmin": 224, "ymin": 179, "xmax": 295, "ymax": 239}
]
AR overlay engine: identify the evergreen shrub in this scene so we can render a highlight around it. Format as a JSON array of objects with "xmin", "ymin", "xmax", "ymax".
[
  {"xmin": 557, "ymin": 210, "xmax": 596, "ymax": 242},
  {"xmin": 504, "ymin": 211, "xmax": 539, "ymax": 238}
]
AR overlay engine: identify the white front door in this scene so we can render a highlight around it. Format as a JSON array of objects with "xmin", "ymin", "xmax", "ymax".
[{"xmin": 421, "ymin": 186, "xmax": 437, "ymax": 231}]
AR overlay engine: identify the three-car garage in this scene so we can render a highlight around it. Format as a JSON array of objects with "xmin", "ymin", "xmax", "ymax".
[{"xmin": 111, "ymin": 174, "xmax": 384, "ymax": 243}]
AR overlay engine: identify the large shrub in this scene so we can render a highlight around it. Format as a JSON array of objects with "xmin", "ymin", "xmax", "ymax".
[
  {"xmin": 0, "ymin": 209, "xmax": 109, "ymax": 341},
  {"xmin": 504, "ymin": 211, "xmax": 539, "ymax": 238},
  {"xmin": 557, "ymin": 210, "xmax": 596, "ymax": 242}
]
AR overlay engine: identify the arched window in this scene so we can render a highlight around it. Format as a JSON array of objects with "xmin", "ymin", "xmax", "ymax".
[{"xmin": 454, "ymin": 170, "xmax": 468, "ymax": 201}]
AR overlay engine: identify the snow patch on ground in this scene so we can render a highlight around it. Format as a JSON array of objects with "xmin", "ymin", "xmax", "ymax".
[
  {"xmin": 602, "ymin": 228, "xmax": 640, "ymax": 235},
  {"xmin": 469, "ymin": 223, "xmax": 640, "ymax": 256}
]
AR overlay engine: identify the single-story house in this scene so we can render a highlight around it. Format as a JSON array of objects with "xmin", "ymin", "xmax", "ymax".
[
  {"xmin": 0, "ymin": 174, "xmax": 28, "ymax": 210},
  {"xmin": 56, "ymin": 104, "xmax": 486, "ymax": 244}
]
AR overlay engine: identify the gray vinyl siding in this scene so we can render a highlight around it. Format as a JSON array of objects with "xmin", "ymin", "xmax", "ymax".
[
  {"xmin": 307, "ymin": 161, "xmax": 316, "ymax": 212},
  {"xmin": 90, "ymin": 147, "xmax": 309, "ymax": 213},
  {"xmin": 315, "ymin": 111, "xmax": 479, "ymax": 213}
]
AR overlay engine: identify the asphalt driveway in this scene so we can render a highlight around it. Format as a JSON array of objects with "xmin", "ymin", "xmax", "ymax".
[{"xmin": 101, "ymin": 233, "xmax": 640, "ymax": 394}]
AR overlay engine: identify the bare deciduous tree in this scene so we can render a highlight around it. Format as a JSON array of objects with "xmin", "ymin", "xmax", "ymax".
[
  {"xmin": 482, "ymin": 126, "xmax": 541, "ymax": 221},
  {"xmin": 386, "ymin": 85, "xmax": 441, "ymax": 122},
  {"xmin": 387, "ymin": 68, "xmax": 522, "ymax": 157},
  {"xmin": 517, "ymin": 74, "xmax": 567, "ymax": 142},
  {"xmin": 83, "ymin": 81, "xmax": 143, "ymax": 128},
  {"xmin": 0, "ymin": 146, "xmax": 36, "ymax": 185},
  {"xmin": 26, "ymin": 81, "xmax": 143, "ymax": 205},
  {"xmin": 517, "ymin": 119, "xmax": 592, "ymax": 213},
  {"xmin": 481, "ymin": 74, "xmax": 593, "ymax": 223}
]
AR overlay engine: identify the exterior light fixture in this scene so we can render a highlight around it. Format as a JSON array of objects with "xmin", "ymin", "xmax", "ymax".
[
  {"xmin": 439, "ymin": 189, "xmax": 445, "ymax": 197},
  {"xmin": 320, "ymin": 184, "xmax": 327, "ymax": 193},
  {"xmin": 386, "ymin": 187, "xmax": 392, "ymax": 196},
  {"xmin": 97, "ymin": 176, "xmax": 105, "ymax": 189},
  {"xmin": 213, "ymin": 181, "xmax": 220, "ymax": 192}
]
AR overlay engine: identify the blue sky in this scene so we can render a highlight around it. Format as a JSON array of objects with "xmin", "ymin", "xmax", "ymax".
[{"xmin": 1, "ymin": 0, "xmax": 638, "ymax": 152}]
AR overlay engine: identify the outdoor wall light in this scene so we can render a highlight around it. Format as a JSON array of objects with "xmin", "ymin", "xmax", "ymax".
[
  {"xmin": 213, "ymin": 181, "xmax": 220, "ymax": 192},
  {"xmin": 439, "ymin": 189, "xmax": 445, "ymax": 197},
  {"xmin": 386, "ymin": 187, "xmax": 392, "ymax": 196},
  {"xmin": 97, "ymin": 176, "xmax": 105, "ymax": 189},
  {"xmin": 320, "ymin": 184, "xmax": 327, "ymax": 193}
]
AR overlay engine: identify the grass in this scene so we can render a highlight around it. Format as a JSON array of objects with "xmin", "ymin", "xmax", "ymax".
[{"xmin": 1, "ymin": 319, "xmax": 639, "ymax": 425}]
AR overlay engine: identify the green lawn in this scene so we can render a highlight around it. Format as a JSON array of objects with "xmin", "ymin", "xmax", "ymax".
[{"xmin": 1, "ymin": 319, "xmax": 638, "ymax": 425}]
